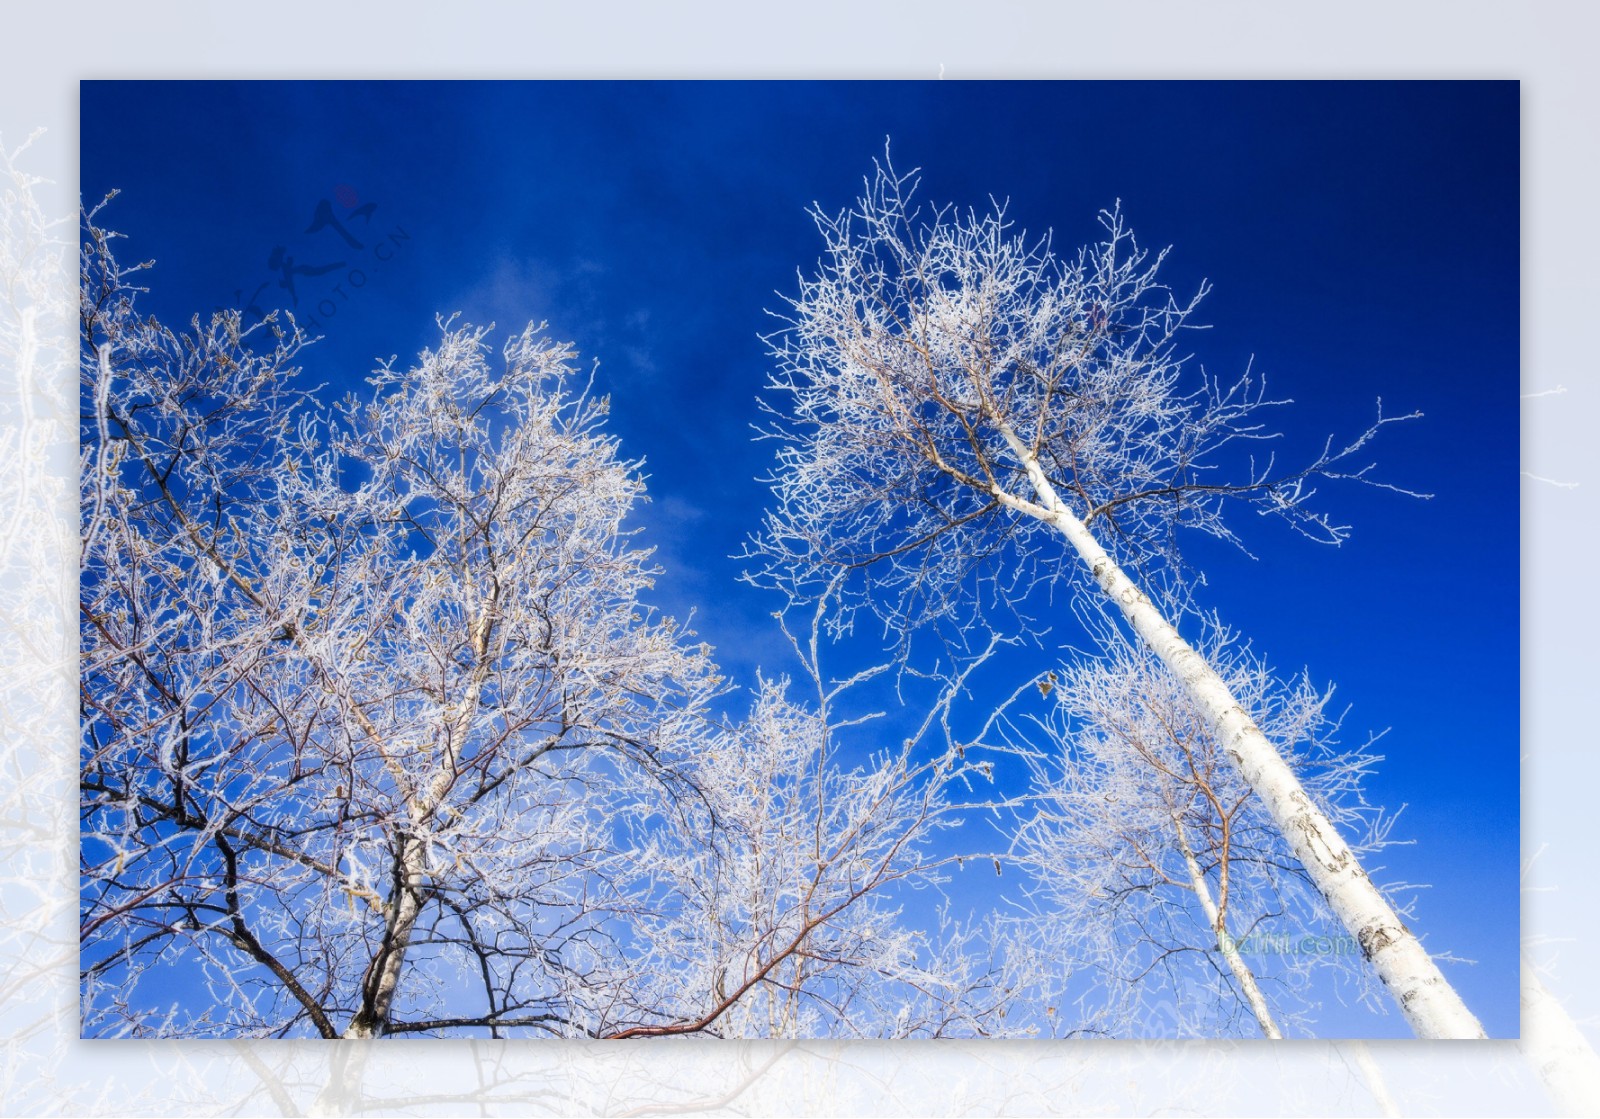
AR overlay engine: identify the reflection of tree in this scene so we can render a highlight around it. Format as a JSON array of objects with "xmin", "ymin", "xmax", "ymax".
[{"xmin": 0, "ymin": 130, "xmax": 82, "ymax": 1115}]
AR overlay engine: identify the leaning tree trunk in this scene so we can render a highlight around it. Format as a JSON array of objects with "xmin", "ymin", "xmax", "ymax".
[{"xmin": 993, "ymin": 419, "xmax": 1486, "ymax": 1040}]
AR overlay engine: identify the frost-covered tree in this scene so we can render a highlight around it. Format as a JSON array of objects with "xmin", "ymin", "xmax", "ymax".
[
  {"xmin": 1, "ymin": 130, "xmax": 78, "ymax": 1105},
  {"xmin": 80, "ymin": 208, "xmax": 726, "ymax": 1036},
  {"xmin": 79, "ymin": 204, "xmax": 1014, "ymax": 1040},
  {"xmin": 1008, "ymin": 608, "xmax": 1399, "ymax": 1038},
  {"xmin": 616, "ymin": 602, "xmax": 1022, "ymax": 1038},
  {"xmin": 748, "ymin": 157, "xmax": 1484, "ymax": 1038}
]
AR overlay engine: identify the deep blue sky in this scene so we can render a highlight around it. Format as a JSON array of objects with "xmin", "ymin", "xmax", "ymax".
[{"xmin": 81, "ymin": 80, "xmax": 1519, "ymax": 1038}]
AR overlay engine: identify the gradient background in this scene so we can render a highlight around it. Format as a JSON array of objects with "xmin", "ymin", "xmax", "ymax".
[{"xmin": 3, "ymin": 5, "xmax": 1593, "ymax": 1111}]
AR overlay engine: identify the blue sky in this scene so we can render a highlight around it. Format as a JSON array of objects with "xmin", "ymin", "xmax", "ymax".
[{"xmin": 81, "ymin": 80, "xmax": 1519, "ymax": 1038}]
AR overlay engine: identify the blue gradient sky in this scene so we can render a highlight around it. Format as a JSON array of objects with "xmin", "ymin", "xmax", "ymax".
[{"xmin": 82, "ymin": 80, "xmax": 1519, "ymax": 1038}]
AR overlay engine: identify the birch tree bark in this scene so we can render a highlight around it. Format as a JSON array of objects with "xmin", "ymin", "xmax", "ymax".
[{"xmin": 993, "ymin": 419, "xmax": 1483, "ymax": 1039}]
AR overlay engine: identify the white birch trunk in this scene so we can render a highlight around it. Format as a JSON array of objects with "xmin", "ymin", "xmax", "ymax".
[
  {"xmin": 1341, "ymin": 1040, "xmax": 1402, "ymax": 1117},
  {"xmin": 1173, "ymin": 817, "xmax": 1283, "ymax": 1039},
  {"xmin": 992, "ymin": 420, "xmax": 1486, "ymax": 1039},
  {"xmin": 341, "ymin": 842, "xmax": 428, "ymax": 1039},
  {"xmin": 1522, "ymin": 960, "xmax": 1600, "ymax": 1114},
  {"xmin": 339, "ymin": 600, "xmax": 496, "ymax": 1039}
]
